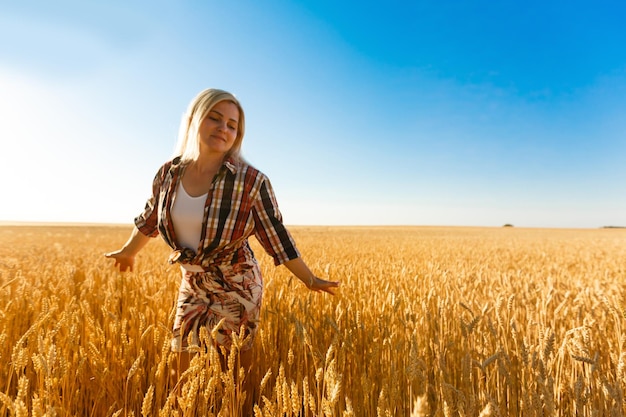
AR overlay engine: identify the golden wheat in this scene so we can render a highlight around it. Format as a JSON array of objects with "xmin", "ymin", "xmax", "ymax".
[{"xmin": 1, "ymin": 225, "xmax": 625, "ymax": 416}]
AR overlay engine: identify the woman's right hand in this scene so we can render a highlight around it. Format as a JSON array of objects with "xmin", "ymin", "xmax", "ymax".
[
  {"xmin": 105, "ymin": 250, "xmax": 135, "ymax": 272},
  {"xmin": 104, "ymin": 226, "xmax": 152, "ymax": 273}
]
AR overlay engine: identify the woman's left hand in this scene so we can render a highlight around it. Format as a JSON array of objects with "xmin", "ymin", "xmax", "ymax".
[
  {"xmin": 282, "ymin": 258, "xmax": 340, "ymax": 295},
  {"xmin": 308, "ymin": 276, "xmax": 340, "ymax": 295}
]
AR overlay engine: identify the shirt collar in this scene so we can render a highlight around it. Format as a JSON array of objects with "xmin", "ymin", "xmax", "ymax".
[
  {"xmin": 223, "ymin": 156, "xmax": 239, "ymax": 174},
  {"xmin": 172, "ymin": 155, "xmax": 239, "ymax": 174}
]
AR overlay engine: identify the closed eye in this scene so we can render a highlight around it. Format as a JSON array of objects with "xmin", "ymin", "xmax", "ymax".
[{"xmin": 209, "ymin": 109, "xmax": 238, "ymax": 127}]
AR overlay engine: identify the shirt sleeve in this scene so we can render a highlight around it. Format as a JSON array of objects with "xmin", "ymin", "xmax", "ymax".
[
  {"xmin": 252, "ymin": 178, "xmax": 300, "ymax": 265},
  {"xmin": 133, "ymin": 164, "xmax": 166, "ymax": 238}
]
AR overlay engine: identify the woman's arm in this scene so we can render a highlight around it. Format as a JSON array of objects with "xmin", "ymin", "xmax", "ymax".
[
  {"xmin": 105, "ymin": 226, "xmax": 152, "ymax": 272},
  {"xmin": 250, "ymin": 176, "xmax": 339, "ymax": 294},
  {"xmin": 283, "ymin": 257, "xmax": 340, "ymax": 295}
]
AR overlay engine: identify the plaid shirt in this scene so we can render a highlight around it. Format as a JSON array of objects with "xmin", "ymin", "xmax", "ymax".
[{"xmin": 135, "ymin": 156, "xmax": 300, "ymax": 268}]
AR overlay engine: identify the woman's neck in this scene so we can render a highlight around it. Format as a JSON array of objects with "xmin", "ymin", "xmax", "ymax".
[{"xmin": 190, "ymin": 152, "xmax": 225, "ymax": 175}]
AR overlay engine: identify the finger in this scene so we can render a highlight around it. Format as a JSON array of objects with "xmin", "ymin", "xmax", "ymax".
[
  {"xmin": 327, "ymin": 283, "xmax": 340, "ymax": 293},
  {"xmin": 318, "ymin": 282, "xmax": 339, "ymax": 291},
  {"xmin": 316, "ymin": 284, "xmax": 333, "ymax": 295}
]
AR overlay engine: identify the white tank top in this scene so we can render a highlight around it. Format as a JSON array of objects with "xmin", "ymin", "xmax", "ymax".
[{"xmin": 171, "ymin": 182, "xmax": 207, "ymax": 252}]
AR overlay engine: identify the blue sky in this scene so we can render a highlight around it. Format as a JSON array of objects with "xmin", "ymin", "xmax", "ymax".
[{"xmin": 1, "ymin": 0, "xmax": 625, "ymax": 227}]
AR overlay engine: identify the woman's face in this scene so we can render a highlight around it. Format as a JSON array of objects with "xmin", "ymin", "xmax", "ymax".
[{"xmin": 197, "ymin": 100, "xmax": 240, "ymax": 156}]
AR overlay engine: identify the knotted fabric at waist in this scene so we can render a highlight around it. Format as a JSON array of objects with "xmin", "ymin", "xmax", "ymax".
[
  {"xmin": 169, "ymin": 248, "xmax": 211, "ymax": 273},
  {"xmin": 168, "ymin": 248, "xmax": 197, "ymax": 265}
]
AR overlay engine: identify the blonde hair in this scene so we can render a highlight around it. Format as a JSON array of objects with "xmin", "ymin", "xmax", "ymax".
[{"xmin": 173, "ymin": 88, "xmax": 246, "ymax": 163}]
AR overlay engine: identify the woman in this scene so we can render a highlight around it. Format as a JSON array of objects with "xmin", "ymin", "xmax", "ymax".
[{"xmin": 105, "ymin": 88, "xmax": 339, "ymax": 404}]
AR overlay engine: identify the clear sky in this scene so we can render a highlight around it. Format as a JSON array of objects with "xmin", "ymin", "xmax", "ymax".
[{"xmin": 1, "ymin": 0, "xmax": 625, "ymax": 228}]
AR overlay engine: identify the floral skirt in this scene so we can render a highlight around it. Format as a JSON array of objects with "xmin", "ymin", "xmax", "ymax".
[{"xmin": 171, "ymin": 261, "xmax": 263, "ymax": 353}]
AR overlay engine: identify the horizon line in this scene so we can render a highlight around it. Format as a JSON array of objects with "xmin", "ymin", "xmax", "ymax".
[{"xmin": 0, "ymin": 220, "xmax": 623, "ymax": 230}]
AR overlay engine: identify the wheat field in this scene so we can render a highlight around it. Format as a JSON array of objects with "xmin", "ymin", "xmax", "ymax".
[{"xmin": 1, "ymin": 224, "xmax": 625, "ymax": 416}]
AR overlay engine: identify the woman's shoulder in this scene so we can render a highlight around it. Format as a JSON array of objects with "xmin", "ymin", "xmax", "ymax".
[
  {"xmin": 162, "ymin": 156, "xmax": 186, "ymax": 171},
  {"xmin": 231, "ymin": 159, "xmax": 269, "ymax": 182},
  {"xmin": 150, "ymin": 156, "xmax": 185, "ymax": 181}
]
